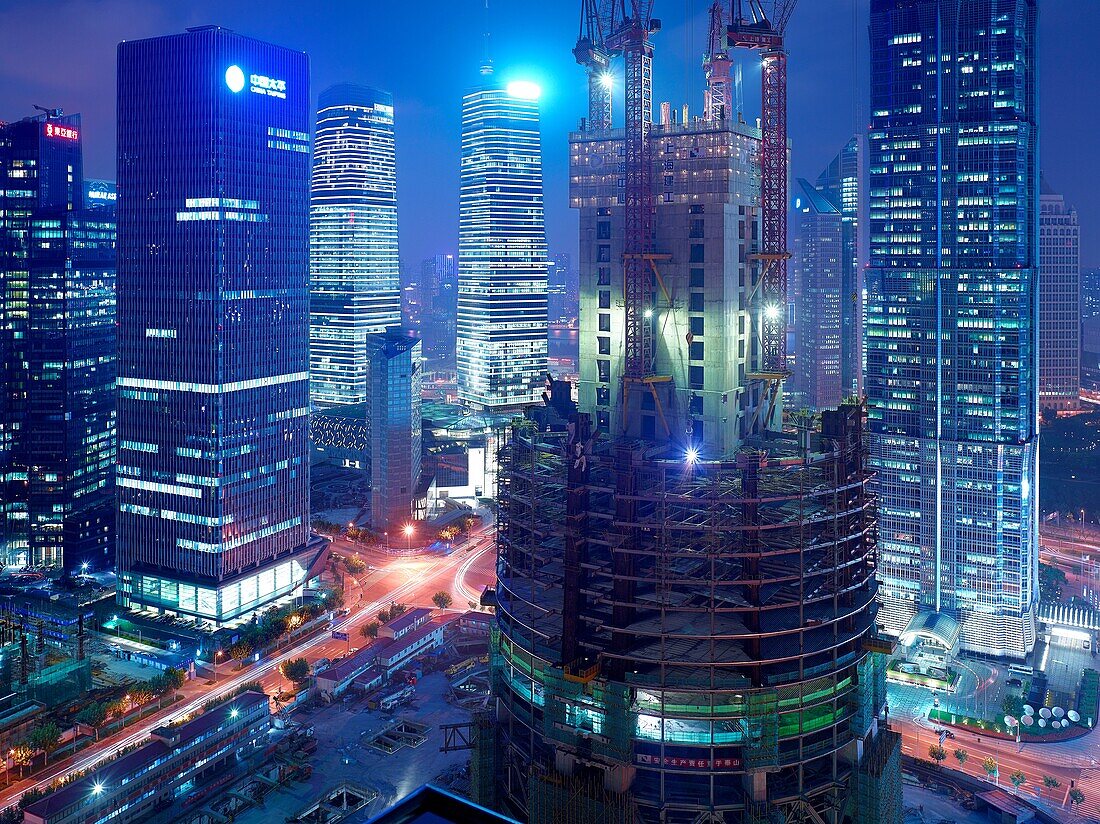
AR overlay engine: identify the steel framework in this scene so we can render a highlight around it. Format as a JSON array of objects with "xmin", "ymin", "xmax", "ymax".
[
  {"xmin": 606, "ymin": 1, "xmax": 658, "ymax": 388},
  {"xmin": 703, "ymin": 1, "xmax": 732, "ymax": 121},
  {"xmin": 729, "ymin": 0, "xmax": 796, "ymax": 379},
  {"xmin": 574, "ymin": 0, "xmax": 619, "ymax": 132}
]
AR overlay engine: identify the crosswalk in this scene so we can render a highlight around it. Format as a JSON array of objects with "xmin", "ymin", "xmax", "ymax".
[{"xmin": 1074, "ymin": 769, "xmax": 1100, "ymax": 822}]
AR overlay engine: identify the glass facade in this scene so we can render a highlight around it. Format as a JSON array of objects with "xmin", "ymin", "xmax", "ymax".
[
  {"xmin": 310, "ymin": 84, "xmax": 402, "ymax": 408},
  {"xmin": 367, "ymin": 331, "xmax": 422, "ymax": 530},
  {"xmin": 1, "ymin": 114, "xmax": 116, "ymax": 572},
  {"xmin": 457, "ymin": 83, "xmax": 548, "ymax": 409},
  {"xmin": 116, "ymin": 27, "xmax": 313, "ymax": 623},
  {"xmin": 867, "ymin": 0, "xmax": 1039, "ymax": 658},
  {"xmin": 1038, "ymin": 179, "xmax": 1080, "ymax": 411}
]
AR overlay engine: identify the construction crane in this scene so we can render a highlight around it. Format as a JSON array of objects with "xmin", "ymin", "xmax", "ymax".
[
  {"xmin": 728, "ymin": 0, "xmax": 796, "ymax": 430},
  {"xmin": 605, "ymin": 1, "xmax": 664, "ymax": 421},
  {"xmin": 702, "ymin": 2, "xmax": 732, "ymax": 121},
  {"xmin": 573, "ymin": 0, "xmax": 620, "ymax": 132}
]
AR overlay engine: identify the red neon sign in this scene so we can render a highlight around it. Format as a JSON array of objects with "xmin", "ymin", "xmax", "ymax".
[{"xmin": 44, "ymin": 123, "xmax": 79, "ymax": 141}]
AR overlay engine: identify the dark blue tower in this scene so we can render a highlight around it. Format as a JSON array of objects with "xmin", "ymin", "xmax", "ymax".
[{"xmin": 116, "ymin": 27, "xmax": 320, "ymax": 624}]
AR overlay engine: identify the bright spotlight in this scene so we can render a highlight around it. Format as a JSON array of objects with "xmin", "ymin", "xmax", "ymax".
[
  {"xmin": 230, "ymin": 707, "xmax": 239, "ymax": 719},
  {"xmin": 91, "ymin": 782, "xmax": 105, "ymax": 796},
  {"xmin": 599, "ymin": 72, "xmax": 615, "ymax": 90},
  {"xmin": 403, "ymin": 523, "xmax": 415, "ymax": 537},
  {"xmin": 643, "ymin": 308, "xmax": 654, "ymax": 319},
  {"xmin": 506, "ymin": 80, "xmax": 542, "ymax": 100},
  {"xmin": 685, "ymin": 447, "xmax": 699, "ymax": 465},
  {"xmin": 764, "ymin": 304, "xmax": 782, "ymax": 321}
]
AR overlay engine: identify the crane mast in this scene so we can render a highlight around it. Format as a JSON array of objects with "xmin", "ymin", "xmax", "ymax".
[
  {"xmin": 729, "ymin": 0, "xmax": 796, "ymax": 394},
  {"xmin": 574, "ymin": 0, "xmax": 618, "ymax": 132},
  {"xmin": 703, "ymin": 1, "xmax": 732, "ymax": 121},
  {"xmin": 606, "ymin": 0, "xmax": 659, "ymax": 390}
]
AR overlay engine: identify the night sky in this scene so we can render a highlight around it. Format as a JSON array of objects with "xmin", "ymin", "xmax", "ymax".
[{"xmin": 1, "ymin": 0, "xmax": 1096, "ymax": 266}]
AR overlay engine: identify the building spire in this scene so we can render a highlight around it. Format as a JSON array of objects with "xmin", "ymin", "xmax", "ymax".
[{"xmin": 479, "ymin": 0, "xmax": 494, "ymax": 76}]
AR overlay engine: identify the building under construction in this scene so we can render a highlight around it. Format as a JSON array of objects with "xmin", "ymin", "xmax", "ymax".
[{"xmin": 474, "ymin": 2, "xmax": 902, "ymax": 822}]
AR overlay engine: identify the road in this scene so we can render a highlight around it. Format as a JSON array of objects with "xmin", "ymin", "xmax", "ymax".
[{"xmin": 0, "ymin": 525, "xmax": 497, "ymax": 810}]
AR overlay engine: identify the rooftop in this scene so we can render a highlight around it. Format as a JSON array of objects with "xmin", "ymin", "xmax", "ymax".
[
  {"xmin": 383, "ymin": 607, "xmax": 432, "ymax": 636},
  {"xmin": 24, "ymin": 691, "xmax": 269, "ymax": 819},
  {"xmin": 359, "ymin": 784, "xmax": 519, "ymax": 824},
  {"xmin": 317, "ymin": 640, "xmax": 393, "ymax": 685}
]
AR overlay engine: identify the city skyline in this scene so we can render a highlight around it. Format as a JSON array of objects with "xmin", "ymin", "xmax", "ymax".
[{"xmin": 1, "ymin": 1, "xmax": 1096, "ymax": 269}]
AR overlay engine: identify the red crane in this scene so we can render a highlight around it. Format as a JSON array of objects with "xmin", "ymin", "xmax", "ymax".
[{"xmin": 729, "ymin": 0, "xmax": 797, "ymax": 407}]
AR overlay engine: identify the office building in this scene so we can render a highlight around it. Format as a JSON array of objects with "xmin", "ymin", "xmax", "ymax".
[
  {"xmin": 310, "ymin": 84, "xmax": 402, "ymax": 408},
  {"xmin": 367, "ymin": 331, "xmax": 422, "ymax": 530},
  {"xmin": 116, "ymin": 27, "xmax": 323, "ymax": 625},
  {"xmin": 0, "ymin": 113, "xmax": 116, "ymax": 572},
  {"xmin": 792, "ymin": 177, "xmax": 844, "ymax": 411},
  {"xmin": 457, "ymin": 80, "xmax": 548, "ymax": 409},
  {"xmin": 1083, "ymin": 267, "xmax": 1100, "ymax": 319},
  {"xmin": 22, "ymin": 691, "xmax": 270, "ymax": 824},
  {"xmin": 1038, "ymin": 177, "xmax": 1080, "ymax": 411},
  {"xmin": 866, "ymin": 0, "xmax": 1039, "ymax": 658},
  {"xmin": 814, "ymin": 137, "xmax": 861, "ymax": 397},
  {"xmin": 475, "ymin": 87, "xmax": 900, "ymax": 821}
]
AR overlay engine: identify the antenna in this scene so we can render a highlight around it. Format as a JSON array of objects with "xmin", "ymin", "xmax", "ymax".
[{"xmin": 480, "ymin": 0, "xmax": 494, "ymax": 76}]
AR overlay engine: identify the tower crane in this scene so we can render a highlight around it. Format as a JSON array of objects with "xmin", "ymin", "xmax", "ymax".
[
  {"xmin": 729, "ymin": 0, "xmax": 797, "ymax": 429},
  {"xmin": 573, "ymin": 0, "xmax": 620, "ymax": 132},
  {"xmin": 605, "ymin": 1, "xmax": 664, "ymax": 422},
  {"xmin": 702, "ymin": 2, "xmax": 732, "ymax": 121}
]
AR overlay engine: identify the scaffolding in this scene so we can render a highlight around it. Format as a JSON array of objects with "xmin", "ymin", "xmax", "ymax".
[{"xmin": 488, "ymin": 403, "xmax": 898, "ymax": 823}]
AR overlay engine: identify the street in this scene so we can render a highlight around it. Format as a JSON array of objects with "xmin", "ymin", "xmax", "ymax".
[{"xmin": 0, "ymin": 525, "xmax": 497, "ymax": 811}]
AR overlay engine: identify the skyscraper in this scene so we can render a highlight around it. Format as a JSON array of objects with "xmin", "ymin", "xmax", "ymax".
[
  {"xmin": 457, "ymin": 80, "xmax": 548, "ymax": 409},
  {"xmin": 116, "ymin": 27, "xmax": 322, "ymax": 624},
  {"xmin": 367, "ymin": 331, "xmax": 422, "ymax": 530},
  {"xmin": 867, "ymin": 0, "xmax": 1039, "ymax": 658},
  {"xmin": 477, "ymin": 78, "xmax": 900, "ymax": 820},
  {"xmin": 1, "ymin": 113, "xmax": 116, "ymax": 573},
  {"xmin": 310, "ymin": 84, "xmax": 402, "ymax": 408},
  {"xmin": 1038, "ymin": 177, "xmax": 1080, "ymax": 411},
  {"xmin": 792, "ymin": 178, "xmax": 844, "ymax": 411}
]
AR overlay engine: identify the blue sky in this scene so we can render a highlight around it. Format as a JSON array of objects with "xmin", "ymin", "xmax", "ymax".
[{"xmin": 1, "ymin": 0, "xmax": 1096, "ymax": 266}]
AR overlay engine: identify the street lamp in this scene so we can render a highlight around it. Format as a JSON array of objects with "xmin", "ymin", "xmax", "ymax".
[
  {"xmin": 404, "ymin": 523, "xmax": 414, "ymax": 553},
  {"xmin": 111, "ymin": 614, "xmax": 120, "ymax": 638},
  {"xmin": 214, "ymin": 649, "xmax": 222, "ymax": 683}
]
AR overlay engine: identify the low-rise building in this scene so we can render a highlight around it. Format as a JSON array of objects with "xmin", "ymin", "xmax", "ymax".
[
  {"xmin": 314, "ymin": 640, "xmax": 393, "ymax": 700},
  {"xmin": 379, "ymin": 607, "xmax": 432, "ymax": 640},
  {"xmin": 377, "ymin": 619, "xmax": 445, "ymax": 677},
  {"xmin": 23, "ymin": 690, "xmax": 271, "ymax": 824}
]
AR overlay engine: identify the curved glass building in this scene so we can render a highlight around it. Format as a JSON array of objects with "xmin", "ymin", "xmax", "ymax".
[{"xmin": 310, "ymin": 84, "xmax": 402, "ymax": 408}]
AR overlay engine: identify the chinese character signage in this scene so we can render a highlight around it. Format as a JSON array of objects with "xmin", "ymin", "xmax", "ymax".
[{"xmin": 45, "ymin": 122, "xmax": 79, "ymax": 141}]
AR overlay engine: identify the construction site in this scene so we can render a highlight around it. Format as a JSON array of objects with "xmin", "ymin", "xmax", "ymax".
[{"xmin": 469, "ymin": 1, "xmax": 903, "ymax": 822}]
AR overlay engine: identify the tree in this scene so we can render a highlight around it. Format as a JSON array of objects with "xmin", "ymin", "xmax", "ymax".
[
  {"xmin": 1009, "ymin": 770, "xmax": 1026, "ymax": 794},
  {"xmin": 9, "ymin": 744, "xmax": 32, "ymax": 777},
  {"xmin": 281, "ymin": 657, "xmax": 311, "ymax": 685},
  {"xmin": 1039, "ymin": 562, "xmax": 1067, "ymax": 604},
  {"xmin": 344, "ymin": 556, "xmax": 366, "ymax": 574},
  {"xmin": 27, "ymin": 722, "xmax": 61, "ymax": 765},
  {"xmin": 983, "ymin": 757, "xmax": 999, "ymax": 783},
  {"xmin": 161, "ymin": 667, "xmax": 186, "ymax": 692},
  {"xmin": 229, "ymin": 641, "xmax": 253, "ymax": 668},
  {"xmin": 361, "ymin": 621, "xmax": 380, "ymax": 639},
  {"xmin": 432, "ymin": 591, "xmax": 453, "ymax": 610},
  {"xmin": 389, "ymin": 602, "xmax": 408, "ymax": 618},
  {"xmin": 1002, "ymin": 693, "xmax": 1024, "ymax": 718},
  {"xmin": 928, "ymin": 744, "xmax": 947, "ymax": 765},
  {"xmin": 377, "ymin": 607, "xmax": 392, "ymax": 623},
  {"xmin": 1041, "ymin": 775, "xmax": 1060, "ymax": 799},
  {"xmin": 953, "ymin": 748, "xmax": 968, "ymax": 767},
  {"xmin": 128, "ymin": 688, "xmax": 154, "ymax": 708},
  {"xmin": 76, "ymin": 703, "xmax": 108, "ymax": 740},
  {"xmin": 1069, "ymin": 787, "xmax": 1085, "ymax": 810}
]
